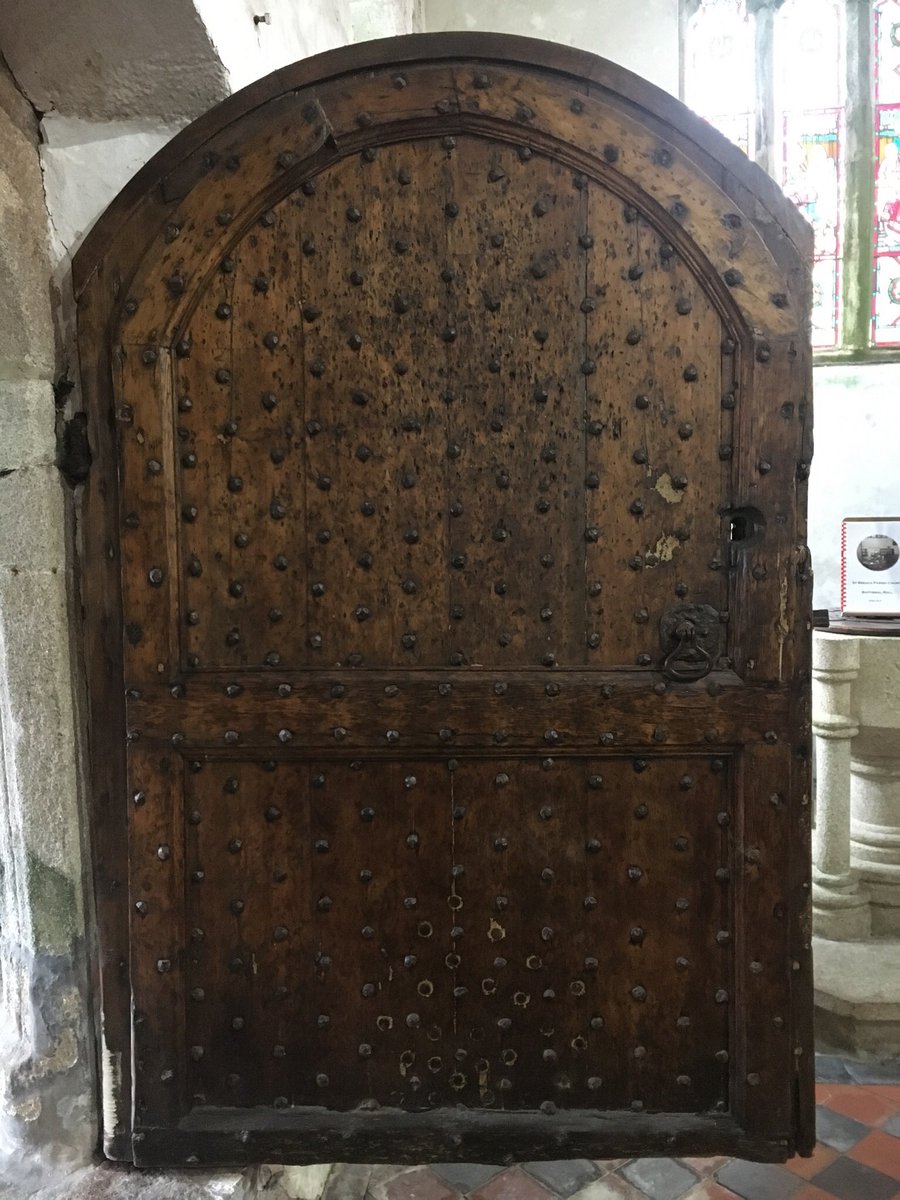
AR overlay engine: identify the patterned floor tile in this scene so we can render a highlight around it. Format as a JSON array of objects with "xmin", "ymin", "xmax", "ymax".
[
  {"xmin": 811, "ymin": 1154, "xmax": 898, "ymax": 1200},
  {"xmin": 368, "ymin": 1164, "xmax": 410, "ymax": 1199},
  {"xmin": 523, "ymin": 1161, "xmax": 601, "ymax": 1197},
  {"xmin": 569, "ymin": 1178, "xmax": 647, "ymax": 1200},
  {"xmin": 678, "ymin": 1158, "xmax": 732, "ymax": 1179},
  {"xmin": 322, "ymin": 1163, "xmax": 373, "ymax": 1200},
  {"xmin": 681, "ymin": 1185, "xmax": 743, "ymax": 1200},
  {"xmin": 843, "ymin": 1060, "xmax": 900, "ymax": 1085},
  {"xmin": 431, "ymin": 1165, "xmax": 502, "ymax": 1195},
  {"xmin": 340, "ymin": 1057, "xmax": 900, "ymax": 1200},
  {"xmin": 784, "ymin": 1141, "xmax": 840, "ymax": 1179},
  {"xmin": 814, "ymin": 1104, "xmax": 871, "ymax": 1151},
  {"xmin": 845, "ymin": 1128, "xmax": 900, "ymax": 1180},
  {"xmin": 823, "ymin": 1084, "xmax": 900, "ymax": 1127},
  {"xmin": 384, "ymin": 1169, "xmax": 458, "ymax": 1200},
  {"xmin": 815, "ymin": 1056, "xmax": 855, "ymax": 1083},
  {"xmin": 471, "ymin": 1168, "xmax": 556, "ymax": 1200},
  {"xmin": 618, "ymin": 1157, "xmax": 699, "ymax": 1200},
  {"xmin": 714, "ymin": 1160, "xmax": 799, "ymax": 1200}
]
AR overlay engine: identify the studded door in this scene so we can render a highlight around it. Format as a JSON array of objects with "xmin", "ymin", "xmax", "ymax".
[{"xmin": 76, "ymin": 35, "xmax": 815, "ymax": 1167}]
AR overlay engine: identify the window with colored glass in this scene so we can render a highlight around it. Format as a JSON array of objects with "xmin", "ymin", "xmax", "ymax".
[{"xmin": 682, "ymin": 0, "xmax": 900, "ymax": 357}]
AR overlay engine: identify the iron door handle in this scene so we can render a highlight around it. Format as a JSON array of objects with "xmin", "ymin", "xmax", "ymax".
[
  {"xmin": 662, "ymin": 619, "xmax": 714, "ymax": 681},
  {"xmin": 659, "ymin": 603, "xmax": 722, "ymax": 682}
]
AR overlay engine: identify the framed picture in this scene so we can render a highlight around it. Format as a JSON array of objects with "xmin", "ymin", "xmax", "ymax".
[{"xmin": 841, "ymin": 516, "xmax": 900, "ymax": 616}]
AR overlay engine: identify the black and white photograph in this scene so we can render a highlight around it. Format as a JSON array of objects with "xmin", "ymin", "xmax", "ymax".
[{"xmin": 856, "ymin": 532, "xmax": 900, "ymax": 571}]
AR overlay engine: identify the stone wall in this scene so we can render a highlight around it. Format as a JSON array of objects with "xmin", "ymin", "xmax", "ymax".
[
  {"xmin": 0, "ymin": 58, "xmax": 96, "ymax": 1182},
  {"xmin": 193, "ymin": 0, "xmax": 354, "ymax": 95},
  {"xmin": 0, "ymin": 0, "xmax": 228, "ymax": 123}
]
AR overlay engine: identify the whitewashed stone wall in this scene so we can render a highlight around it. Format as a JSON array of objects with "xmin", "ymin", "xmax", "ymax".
[
  {"xmin": 421, "ymin": 0, "xmax": 680, "ymax": 94},
  {"xmin": 0, "ymin": 59, "xmax": 96, "ymax": 1182},
  {"xmin": 350, "ymin": 0, "xmax": 424, "ymax": 42},
  {"xmin": 195, "ymin": 0, "xmax": 354, "ymax": 95}
]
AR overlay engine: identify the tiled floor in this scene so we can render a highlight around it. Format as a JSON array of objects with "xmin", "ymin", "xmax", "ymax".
[{"xmin": 333, "ymin": 1058, "xmax": 900, "ymax": 1200}]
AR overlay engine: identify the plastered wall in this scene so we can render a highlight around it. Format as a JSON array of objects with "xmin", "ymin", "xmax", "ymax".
[
  {"xmin": 808, "ymin": 364, "xmax": 900, "ymax": 610},
  {"xmin": 421, "ymin": 0, "xmax": 680, "ymax": 94}
]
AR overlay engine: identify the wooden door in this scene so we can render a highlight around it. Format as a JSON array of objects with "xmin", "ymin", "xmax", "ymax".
[{"xmin": 75, "ymin": 34, "xmax": 815, "ymax": 1168}]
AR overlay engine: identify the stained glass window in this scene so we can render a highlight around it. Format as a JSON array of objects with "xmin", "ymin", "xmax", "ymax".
[
  {"xmin": 684, "ymin": 0, "xmax": 755, "ymax": 158},
  {"xmin": 776, "ymin": 0, "xmax": 843, "ymax": 348},
  {"xmin": 874, "ymin": 1, "xmax": 900, "ymax": 345},
  {"xmin": 683, "ymin": 0, "xmax": 900, "ymax": 354}
]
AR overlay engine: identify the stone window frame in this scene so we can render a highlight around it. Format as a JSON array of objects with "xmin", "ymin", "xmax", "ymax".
[{"xmin": 680, "ymin": 0, "xmax": 891, "ymax": 363}]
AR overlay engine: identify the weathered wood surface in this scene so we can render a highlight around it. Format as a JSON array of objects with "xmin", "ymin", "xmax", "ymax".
[
  {"xmin": 136, "ymin": 1107, "xmax": 793, "ymax": 1167},
  {"xmin": 126, "ymin": 671, "xmax": 794, "ymax": 749},
  {"xmin": 74, "ymin": 33, "xmax": 814, "ymax": 1167}
]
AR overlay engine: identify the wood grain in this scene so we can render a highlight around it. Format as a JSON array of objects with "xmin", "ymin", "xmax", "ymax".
[{"xmin": 75, "ymin": 34, "xmax": 814, "ymax": 1166}]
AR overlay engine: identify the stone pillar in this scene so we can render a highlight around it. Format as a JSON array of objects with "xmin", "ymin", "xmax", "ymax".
[
  {"xmin": 851, "ymin": 754, "xmax": 900, "ymax": 934},
  {"xmin": 849, "ymin": 634, "xmax": 900, "ymax": 936},
  {"xmin": 811, "ymin": 633, "xmax": 871, "ymax": 939}
]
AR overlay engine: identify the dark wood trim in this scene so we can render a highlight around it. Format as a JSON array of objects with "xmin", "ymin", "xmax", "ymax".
[
  {"xmin": 76, "ymin": 280, "xmax": 132, "ymax": 1158},
  {"xmin": 125, "ymin": 672, "xmax": 792, "ymax": 753},
  {"xmin": 133, "ymin": 1105, "xmax": 796, "ymax": 1167},
  {"xmin": 149, "ymin": 113, "xmax": 752, "ymax": 355}
]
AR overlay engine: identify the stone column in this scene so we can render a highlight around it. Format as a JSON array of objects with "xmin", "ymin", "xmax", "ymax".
[
  {"xmin": 851, "ymin": 754, "xmax": 900, "ymax": 934},
  {"xmin": 847, "ymin": 635, "xmax": 900, "ymax": 936},
  {"xmin": 812, "ymin": 632, "xmax": 871, "ymax": 939}
]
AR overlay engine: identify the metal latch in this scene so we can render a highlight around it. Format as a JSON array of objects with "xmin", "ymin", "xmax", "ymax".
[{"xmin": 659, "ymin": 604, "xmax": 722, "ymax": 682}]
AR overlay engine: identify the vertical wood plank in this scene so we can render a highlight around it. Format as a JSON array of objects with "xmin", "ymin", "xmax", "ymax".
[{"xmin": 77, "ymin": 41, "xmax": 813, "ymax": 1164}]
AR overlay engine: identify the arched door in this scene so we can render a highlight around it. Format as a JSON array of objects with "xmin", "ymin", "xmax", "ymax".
[{"xmin": 75, "ymin": 33, "xmax": 815, "ymax": 1167}]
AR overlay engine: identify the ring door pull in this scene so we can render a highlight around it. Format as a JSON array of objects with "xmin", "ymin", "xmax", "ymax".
[
  {"xmin": 659, "ymin": 604, "xmax": 722, "ymax": 683},
  {"xmin": 662, "ymin": 620, "xmax": 713, "ymax": 681}
]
